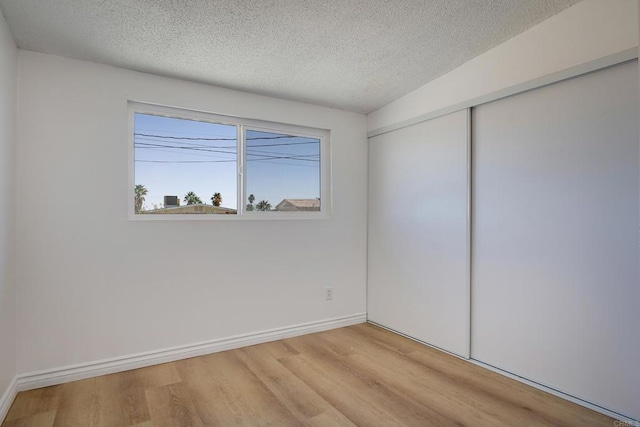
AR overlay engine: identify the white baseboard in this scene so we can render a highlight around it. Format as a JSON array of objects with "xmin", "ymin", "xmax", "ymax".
[
  {"xmin": 16, "ymin": 313, "xmax": 366, "ymax": 393},
  {"xmin": 0, "ymin": 375, "xmax": 18, "ymax": 424}
]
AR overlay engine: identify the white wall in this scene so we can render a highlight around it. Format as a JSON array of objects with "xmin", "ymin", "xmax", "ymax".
[
  {"xmin": 368, "ymin": 0, "xmax": 639, "ymax": 133},
  {"xmin": 0, "ymin": 9, "xmax": 16, "ymax": 401},
  {"xmin": 15, "ymin": 51, "xmax": 367, "ymax": 373}
]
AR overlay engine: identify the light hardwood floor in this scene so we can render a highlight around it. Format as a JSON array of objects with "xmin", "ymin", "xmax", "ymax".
[{"xmin": 3, "ymin": 323, "xmax": 613, "ymax": 426}]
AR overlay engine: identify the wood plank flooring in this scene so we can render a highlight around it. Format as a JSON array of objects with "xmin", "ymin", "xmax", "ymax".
[{"xmin": 3, "ymin": 323, "xmax": 614, "ymax": 426}]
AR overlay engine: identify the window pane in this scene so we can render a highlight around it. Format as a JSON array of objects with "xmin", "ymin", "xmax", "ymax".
[
  {"xmin": 245, "ymin": 129, "xmax": 320, "ymax": 212},
  {"xmin": 134, "ymin": 113, "xmax": 237, "ymax": 214}
]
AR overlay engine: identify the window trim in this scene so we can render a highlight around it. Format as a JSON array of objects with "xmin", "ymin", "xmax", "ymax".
[{"xmin": 128, "ymin": 101, "xmax": 331, "ymax": 220}]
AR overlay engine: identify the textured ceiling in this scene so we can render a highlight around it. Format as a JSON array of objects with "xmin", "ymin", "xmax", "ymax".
[{"xmin": 0, "ymin": 0, "xmax": 581, "ymax": 113}]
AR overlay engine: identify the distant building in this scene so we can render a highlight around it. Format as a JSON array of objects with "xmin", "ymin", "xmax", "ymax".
[
  {"xmin": 164, "ymin": 195, "xmax": 180, "ymax": 207},
  {"xmin": 141, "ymin": 204, "xmax": 236, "ymax": 215},
  {"xmin": 275, "ymin": 198, "xmax": 320, "ymax": 211}
]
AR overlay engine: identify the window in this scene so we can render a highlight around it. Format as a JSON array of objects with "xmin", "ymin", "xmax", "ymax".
[
  {"xmin": 245, "ymin": 129, "xmax": 321, "ymax": 213},
  {"xmin": 129, "ymin": 102, "xmax": 330, "ymax": 219}
]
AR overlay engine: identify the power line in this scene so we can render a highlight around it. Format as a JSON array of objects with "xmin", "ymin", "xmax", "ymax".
[
  {"xmin": 136, "ymin": 136, "xmax": 231, "ymax": 148},
  {"xmin": 250, "ymin": 156, "xmax": 318, "ymax": 163},
  {"xmin": 135, "ymin": 136, "xmax": 320, "ymax": 149},
  {"xmin": 136, "ymin": 154, "xmax": 318, "ymax": 163},
  {"xmin": 246, "ymin": 147, "xmax": 319, "ymax": 157},
  {"xmin": 135, "ymin": 128, "xmax": 234, "ymax": 137},
  {"xmin": 136, "ymin": 133, "xmax": 236, "ymax": 141},
  {"xmin": 136, "ymin": 146, "xmax": 320, "ymax": 158},
  {"xmin": 246, "ymin": 140, "xmax": 319, "ymax": 147},
  {"xmin": 136, "ymin": 142, "xmax": 236, "ymax": 155},
  {"xmin": 135, "ymin": 134, "xmax": 319, "ymax": 148},
  {"xmin": 136, "ymin": 133, "xmax": 311, "ymax": 142},
  {"xmin": 249, "ymin": 160, "xmax": 319, "ymax": 168},
  {"xmin": 135, "ymin": 142, "xmax": 236, "ymax": 155},
  {"xmin": 136, "ymin": 146, "xmax": 319, "ymax": 164},
  {"xmin": 135, "ymin": 142, "xmax": 318, "ymax": 161},
  {"xmin": 135, "ymin": 159, "xmax": 319, "ymax": 167},
  {"xmin": 135, "ymin": 147, "xmax": 236, "ymax": 159},
  {"xmin": 136, "ymin": 159, "xmax": 234, "ymax": 163}
]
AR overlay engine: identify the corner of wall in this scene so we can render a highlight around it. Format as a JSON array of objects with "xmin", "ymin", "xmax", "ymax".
[{"xmin": 0, "ymin": 5, "xmax": 18, "ymax": 424}]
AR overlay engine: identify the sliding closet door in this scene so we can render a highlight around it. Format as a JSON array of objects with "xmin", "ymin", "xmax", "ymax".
[
  {"xmin": 368, "ymin": 110, "xmax": 469, "ymax": 357},
  {"xmin": 472, "ymin": 61, "xmax": 640, "ymax": 419}
]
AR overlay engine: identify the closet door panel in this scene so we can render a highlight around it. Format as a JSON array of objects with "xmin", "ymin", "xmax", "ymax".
[
  {"xmin": 368, "ymin": 110, "xmax": 469, "ymax": 357},
  {"xmin": 472, "ymin": 61, "xmax": 640, "ymax": 419}
]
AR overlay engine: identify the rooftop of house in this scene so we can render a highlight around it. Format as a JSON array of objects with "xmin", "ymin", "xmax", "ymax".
[
  {"xmin": 278, "ymin": 199, "xmax": 321, "ymax": 209},
  {"xmin": 141, "ymin": 204, "xmax": 237, "ymax": 215}
]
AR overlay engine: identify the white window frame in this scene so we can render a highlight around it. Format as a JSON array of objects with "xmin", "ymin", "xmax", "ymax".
[{"xmin": 128, "ymin": 101, "xmax": 331, "ymax": 220}]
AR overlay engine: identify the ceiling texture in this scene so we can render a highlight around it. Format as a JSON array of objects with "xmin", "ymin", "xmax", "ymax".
[{"xmin": 0, "ymin": 0, "xmax": 581, "ymax": 113}]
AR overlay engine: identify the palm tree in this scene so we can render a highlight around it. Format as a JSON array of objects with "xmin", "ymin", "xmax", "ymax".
[
  {"xmin": 256, "ymin": 200, "xmax": 272, "ymax": 211},
  {"xmin": 211, "ymin": 192, "xmax": 222, "ymax": 207},
  {"xmin": 246, "ymin": 193, "xmax": 255, "ymax": 211},
  {"xmin": 134, "ymin": 184, "xmax": 148, "ymax": 213},
  {"xmin": 184, "ymin": 191, "xmax": 203, "ymax": 205}
]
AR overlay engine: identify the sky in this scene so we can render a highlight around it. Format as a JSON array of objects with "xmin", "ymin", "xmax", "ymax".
[{"xmin": 134, "ymin": 113, "xmax": 320, "ymax": 212}]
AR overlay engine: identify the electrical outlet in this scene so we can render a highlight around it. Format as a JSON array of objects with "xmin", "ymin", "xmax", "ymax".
[{"xmin": 325, "ymin": 287, "xmax": 333, "ymax": 300}]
